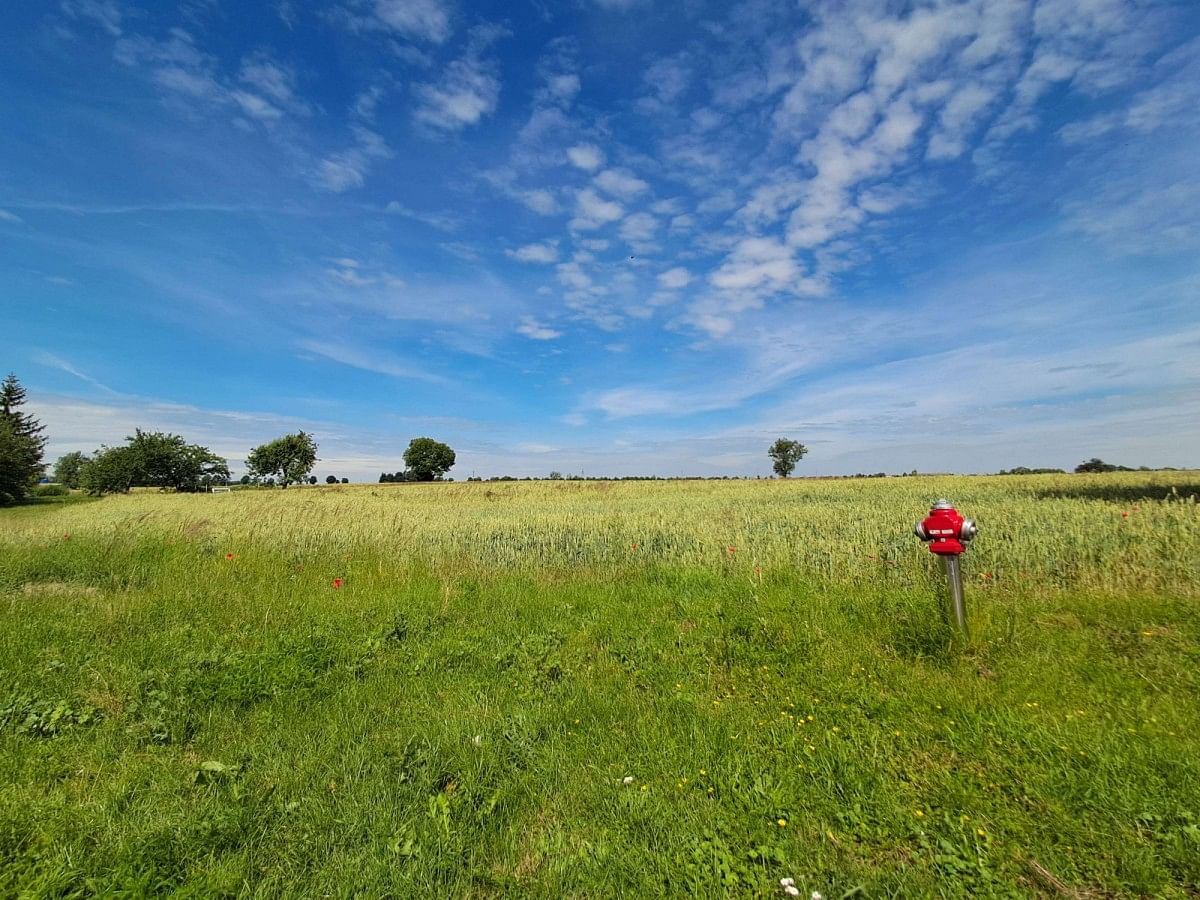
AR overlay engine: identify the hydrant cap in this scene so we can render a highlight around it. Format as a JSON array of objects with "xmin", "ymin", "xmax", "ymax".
[{"xmin": 932, "ymin": 498, "xmax": 954, "ymax": 510}]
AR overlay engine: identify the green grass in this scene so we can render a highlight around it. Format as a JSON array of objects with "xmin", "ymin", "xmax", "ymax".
[{"xmin": 2, "ymin": 479, "xmax": 1199, "ymax": 897}]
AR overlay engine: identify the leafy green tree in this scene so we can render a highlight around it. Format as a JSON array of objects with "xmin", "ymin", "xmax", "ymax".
[
  {"xmin": 79, "ymin": 445, "xmax": 139, "ymax": 495},
  {"xmin": 77, "ymin": 431, "xmax": 229, "ymax": 495},
  {"xmin": 0, "ymin": 374, "xmax": 47, "ymax": 504},
  {"xmin": 246, "ymin": 431, "xmax": 318, "ymax": 487},
  {"xmin": 240, "ymin": 475, "xmax": 251, "ymax": 485},
  {"xmin": 403, "ymin": 437, "xmax": 456, "ymax": 481},
  {"xmin": 326, "ymin": 475, "xmax": 339, "ymax": 484},
  {"xmin": 53, "ymin": 451, "xmax": 90, "ymax": 488},
  {"xmin": 341, "ymin": 477, "xmax": 349, "ymax": 484},
  {"xmin": 124, "ymin": 430, "xmax": 230, "ymax": 491},
  {"xmin": 768, "ymin": 438, "xmax": 808, "ymax": 478}
]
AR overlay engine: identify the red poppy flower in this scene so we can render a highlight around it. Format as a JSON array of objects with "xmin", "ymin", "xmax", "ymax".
[
  {"xmin": 224, "ymin": 553, "xmax": 235, "ymax": 560},
  {"xmin": 727, "ymin": 546, "xmax": 737, "ymax": 554},
  {"xmin": 631, "ymin": 543, "xmax": 639, "ymax": 550},
  {"xmin": 332, "ymin": 578, "xmax": 344, "ymax": 589},
  {"xmin": 1121, "ymin": 512, "xmax": 1129, "ymax": 518}
]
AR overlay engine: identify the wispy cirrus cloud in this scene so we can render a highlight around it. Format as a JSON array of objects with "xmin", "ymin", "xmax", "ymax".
[
  {"xmin": 295, "ymin": 338, "xmax": 447, "ymax": 383},
  {"xmin": 32, "ymin": 351, "xmax": 119, "ymax": 394}
]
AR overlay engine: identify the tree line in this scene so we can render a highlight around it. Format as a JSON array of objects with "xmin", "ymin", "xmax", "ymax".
[
  {"xmin": 0, "ymin": 371, "xmax": 1189, "ymax": 504},
  {"xmin": 0, "ymin": 373, "xmax": 461, "ymax": 502}
]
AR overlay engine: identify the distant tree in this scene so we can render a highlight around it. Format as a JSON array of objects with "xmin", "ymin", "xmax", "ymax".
[
  {"xmin": 1075, "ymin": 458, "xmax": 1119, "ymax": 474},
  {"xmin": 246, "ymin": 431, "xmax": 318, "ymax": 487},
  {"xmin": 76, "ymin": 431, "xmax": 228, "ymax": 496},
  {"xmin": 240, "ymin": 475, "xmax": 251, "ymax": 485},
  {"xmin": 548, "ymin": 471, "xmax": 563, "ymax": 480},
  {"xmin": 0, "ymin": 374, "xmax": 47, "ymax": 504},
  {"xmin": 768, "ymin": 438, "xmax": 808, "ymax": 478},
  {"xmin": 307, "ymin": 475, "xmax": 318, "ymax": 485},
  {"xmin": 53, "ymin": 451, "xmax": 90, "ymax": 488},
  {"xmin": 403, "ymin": 437, "xmax": 456, "ymax": 482},
  {"xmin": 341, "ymin": 477, "xmax": 349, "ymax": 484},
  {"xmin": 326, "ymin": 475, "xmax": 339, "ymax": 484},
  {"xmin": 122, "ymin": 429, "xmax": 230, "ymax": 491},
  {"xmin": 79, "ymin": 445, "xmax": 139, "ymax": 495}
]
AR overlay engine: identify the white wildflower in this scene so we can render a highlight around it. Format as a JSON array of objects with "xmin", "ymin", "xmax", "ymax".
[
  {"xmin": 812, "ymin": 892, "xmax": 824, "ymax": 900},
  {"xmin": 622, "ymin": 775, "xmax": 634, "ymax": 785},
  {"xmin": 785, "ymin": 887, "xmax": 800, "ymax": 897},
  {"xmin": 780, "ymin": 879, "xmax": 795, "ymax": 887}
]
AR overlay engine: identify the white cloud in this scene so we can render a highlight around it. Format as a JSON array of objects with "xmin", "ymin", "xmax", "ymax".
[
  {"xmin": 230, "ymin": 90, "xmax": 283, "ymax": 121},
  {"xmin": 506, "ymin": 241, "xmax": 559, "ymax": 263},
  {"xmin": 520, "ymin": 189, "xmax": 558, "ymax": 215},
  {"xmin": 567, "ymin": 143, "xmax": 605, "ymax": 171},
  {"xmin": 414, "ymin": 25, "xmax": 508, "ymax": 132},
  {"xmin": 637, "ymin": 55, "xmax": 690, "ymax": 113},
  {"xmin": 414, "ymin": 63, "xmax": 500, "ymax": 131},
  {"xmin": 0, "ymin": 209, "xmax": 24, "ymax": 224},
  {"xmin": 657, "ymin": 267, "xmax": 692, "ymax": 289},
  {"xmin": 570, "ymin": 188, "xmax": 623, "ymax": 230},
  {"xmin": 556, "ymin": 261, "xmax": 593, "ymax": 291},
  {"xmin": 594, "ymin": 168, "xmax": 649, "ymax": 200},
  {"xmin": 927, "ymin": 82, "xmax": 997, "ymax": 160},
  {"xmin": 62, "ymin": 0, "xmax": 122, "ymax": 36},
  {"xmin": 238, "ymin": 56, "xmax": 303, "ymax": 109},
  {"xmin": 384, "ymin": 200, "xmax": 458, "ymax": 231},
  {"xmin": 371, "ymin": 0, "xmax": 452, "ymax": 43},
  {"xmin": 710, "ymin": 237, "xmax": 798, "ymax": 291},
  {"xmin": 618, "ymin": 212, "xmax": 658, "ymax": 243},
  {"xmin": 546, "ymin": 73, "xmax": 580, "ymax": 103},
  {"xmin": 516, "ymin": 317, "xmax": 562, "ymax": 340},
  {"xmin": 313, "ymin": 127, "xmax": 391, "ymax": 192}
]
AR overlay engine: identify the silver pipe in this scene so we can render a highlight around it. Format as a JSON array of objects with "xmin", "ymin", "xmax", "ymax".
[{"xmin": 944, "ymin": 555, "xmax": 967, "ymax": 636}]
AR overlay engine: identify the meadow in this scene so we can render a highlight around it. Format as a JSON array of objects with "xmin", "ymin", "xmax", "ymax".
[{"xmin": 1, "ymin": 472, "xmax": 1198, "ymax": 897}]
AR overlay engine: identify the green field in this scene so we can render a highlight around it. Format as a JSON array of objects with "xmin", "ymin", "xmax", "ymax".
[{"xmin": 2, "ymin": 473, "xmax": 1198, "ymax": 897}]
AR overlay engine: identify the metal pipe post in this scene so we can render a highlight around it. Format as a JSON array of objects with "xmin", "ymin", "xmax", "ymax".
[{"xmin": 943, "ymin": 554, "xmax": 967, "ymax": 636}]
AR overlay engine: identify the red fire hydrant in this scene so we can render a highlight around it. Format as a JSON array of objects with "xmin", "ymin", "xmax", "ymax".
[{"xmin": 914, "ymin": 499, "xmax": 978, "ymax": 634}]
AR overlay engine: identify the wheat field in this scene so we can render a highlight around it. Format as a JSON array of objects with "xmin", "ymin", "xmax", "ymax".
[{"xmin": 2, "ymin": 472, "xmax": 1198, "ymax": 896}]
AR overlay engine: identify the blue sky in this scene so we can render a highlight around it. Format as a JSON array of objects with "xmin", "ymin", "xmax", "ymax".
[{"xmin": 2, "ymin": 0, "xmax": 1198, "ymax": 479}]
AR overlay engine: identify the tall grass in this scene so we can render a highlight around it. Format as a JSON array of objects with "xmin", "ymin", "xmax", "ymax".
[
  {"xmin": 3, "ymin": 472, "xmax": 1197, "ymax": 593},
  {"xmin": 1, "ymin": 473, "xmax": 1198, "ymax": 896}
]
